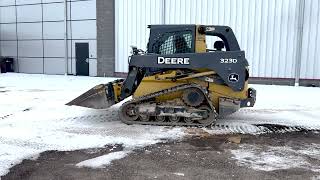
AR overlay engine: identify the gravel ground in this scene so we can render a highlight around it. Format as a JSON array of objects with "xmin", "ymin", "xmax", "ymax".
[{"xmin": 2, "ymin": 131, "xmax": 320, "ymax": 180}]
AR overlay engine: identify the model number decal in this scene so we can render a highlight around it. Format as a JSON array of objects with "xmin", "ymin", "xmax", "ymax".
[{"xmin": 220, "ymin": 58, "xmax": 237, "ymax": 64}]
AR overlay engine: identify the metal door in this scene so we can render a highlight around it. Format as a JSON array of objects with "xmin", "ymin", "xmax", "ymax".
[{"xmin": 76, "ymin": 43, "xmax": 89, "ymax": 76}]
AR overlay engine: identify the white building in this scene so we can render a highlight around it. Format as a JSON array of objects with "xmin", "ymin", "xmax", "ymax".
[
  {"xmin": 0, "ymin": 0, "xmax": 97, "ymax": 76},
  {"xmin": 1, "ymin": 0, "xmax": 320, "ymax": 86}
]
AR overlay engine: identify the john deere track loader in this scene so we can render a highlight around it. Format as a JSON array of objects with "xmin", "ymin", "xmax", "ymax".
[{"xmin": 67, "ymin": 25, "xmax": 256, "ymax": 126}]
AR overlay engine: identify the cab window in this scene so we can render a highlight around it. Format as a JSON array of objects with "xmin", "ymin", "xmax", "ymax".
[{"xmin": 152, "ymin": 31, "xmax": 193, "ymax": 55}]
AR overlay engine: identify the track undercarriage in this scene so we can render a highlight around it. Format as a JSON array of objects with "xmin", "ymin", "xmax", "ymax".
[{"xmin": 119, "ymin": 84, "xmax": 218, "ymax": 126}]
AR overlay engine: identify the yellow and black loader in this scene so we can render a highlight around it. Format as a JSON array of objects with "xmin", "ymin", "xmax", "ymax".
[{"xmin": 67, "ymin": 25, "xmax": 256, "ymax": 126}]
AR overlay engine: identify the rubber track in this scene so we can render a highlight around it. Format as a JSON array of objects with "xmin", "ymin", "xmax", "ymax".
[{"xmin": 120, "ymin": 83, "xmax": 218, "ymax": 127}]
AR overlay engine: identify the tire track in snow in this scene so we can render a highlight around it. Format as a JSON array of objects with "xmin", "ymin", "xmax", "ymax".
[
  {"xmin": 0, "ymin": 114, "xmax": 13, "ymax": 120},
  {"xmin": 0, "ymin": 108, "xmax": 120, "ymax": 151},
  {"xmin": 0, "ymin": 108, "xmax": 32, "ymax": 121},
  {"xmin": 0, "ymin": 137, "xmax": 54, "ymax": 150},
  {"xmin": 55, "ymin": 107, "xmax": 320, "ymax": 135},
  {"xmin": 208, "ymin": 122, "xmax": 320, "ymax": 135},
  {"xmin": 4, "ymin": 105, "xmax": 318, "ymax": 137}
]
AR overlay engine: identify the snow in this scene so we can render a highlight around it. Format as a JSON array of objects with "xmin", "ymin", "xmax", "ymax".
[
  {"xmin": 76, "ymin": 151, "xmax": 130, "ymax": 168},
  {"xmin": 312, "ymin": 175, "xmax": 320, "ymax": 180},
  {"xmin": 0, "ymin": 144, "xmax": 40, "ymax": 175},
  {"xmin": 0, "ymin": 73, "xmax": 185, "ymax": 176},
  {"xmin": 205, "ymin": 84, "xmax": 320, "ymax": 134},
  {"xmin": 1, "ymin": 73, "xmax": 320, "ymax": 175},
  {"xmin": 230, "ymin": 143, "xmax": 320, "ymax": 172},
  {"xmin": 172, "ymin": 172, "xmax": 185, "ymax": 176},
  {"xmin": 0, "ymin": 73, "xmax": 116, "ymax": 118}
]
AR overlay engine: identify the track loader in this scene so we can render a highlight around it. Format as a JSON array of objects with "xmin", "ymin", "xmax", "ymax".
[{"xmin": 67, "ymin": 25, "xmax": 256, "ymax": 126}]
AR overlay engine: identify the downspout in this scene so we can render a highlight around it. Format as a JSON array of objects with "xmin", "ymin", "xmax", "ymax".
[
  {"xmin": 294, "ymin": 0, "xmax": 305, "ymax": 86},
  {"xmin": 64, "ymin": 0, "xmax": 68, "ymax": 75},
  {"xmin": 162, "ymin": 0, "xmax": 166, "ymax": 24}
]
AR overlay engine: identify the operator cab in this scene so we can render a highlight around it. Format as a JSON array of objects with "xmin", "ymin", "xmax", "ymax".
[
  {"xmin": 146, "ymin": 24, "xmax": 240, "ymax": 55},
  {"xmin": 144, "ymin": 25, "xmax": 241, "ymax": 74}
]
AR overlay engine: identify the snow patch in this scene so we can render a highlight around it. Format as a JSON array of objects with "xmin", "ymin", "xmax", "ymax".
[
  {"xmin": 0, "ymin": 73, "xmax": 185, "ymax": 176},
  {"xmin": 76, "ymin": 151, "xmax": 130, "ymax": 168},
  {"xmin": 230, "ymin": 144, "xmax": 320, "ymax": 172},
  {"xmin": 173, "ymin": 172, "xmax": 185, "ymax": 176},
  {"xmin": 311, "ymin": 175, "xmax": 320, "ymax": 180},
  {"xmin": 0, "ymin": 144, "xmax": 40, "ymax": 175}
]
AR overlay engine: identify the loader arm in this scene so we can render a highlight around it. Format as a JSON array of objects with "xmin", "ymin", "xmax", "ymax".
[
  {"xmin": 119, "ymin": 67, "xmax": 145, "ymax": 100},
  {"xmin": 65, "ymin": 68, "xmax": 145, "ymax": 109}
]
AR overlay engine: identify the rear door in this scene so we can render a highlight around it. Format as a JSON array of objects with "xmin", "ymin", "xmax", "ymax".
[{"xmin": 75, "ymin": 43, "xmax": 89, "ymax": 76}]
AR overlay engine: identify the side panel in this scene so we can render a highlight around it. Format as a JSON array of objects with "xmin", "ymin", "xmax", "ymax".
[{"xmin": 129, "ymin": 51, "xmax": 248, "ymax": 92}]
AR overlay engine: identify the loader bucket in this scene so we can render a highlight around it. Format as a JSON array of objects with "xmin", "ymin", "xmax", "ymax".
[{"xmin": 66, "ymin": 84, "xmax": 116, "ymax": 109}]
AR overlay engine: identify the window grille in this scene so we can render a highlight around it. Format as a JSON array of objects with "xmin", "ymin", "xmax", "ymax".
[{"xmin": 152, "ymin": 31, "xmax": 193, "ymax": 55}]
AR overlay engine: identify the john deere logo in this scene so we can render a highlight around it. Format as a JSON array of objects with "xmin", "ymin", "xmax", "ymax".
[
  {"xmin": 157, "ymin": 57, "xmax": 190, "ymax": 65},
  {"xmin": 228, "ymin": 73, "xmax": 239, "ymax": 82}
]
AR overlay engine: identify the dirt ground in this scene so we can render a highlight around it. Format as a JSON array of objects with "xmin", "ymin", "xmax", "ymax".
[{"xmin": 1, "ymin": 131, "xmax": 320, "ymax": 180}]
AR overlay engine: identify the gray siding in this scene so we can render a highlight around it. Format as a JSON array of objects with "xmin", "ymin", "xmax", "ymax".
[
  {"xmin": 96, "ymin": 0, "xmax": 115, "ymax": 76},
  {"xmin": 0, "ymin": 0, "xmax": 97, "ymax": 75},
  {"xmin": 114, "ymin": 0, "xmax": 320, "ymax": 85}
]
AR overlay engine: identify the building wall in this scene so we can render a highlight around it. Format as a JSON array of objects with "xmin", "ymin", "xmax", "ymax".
[
  {"xmin": 96, "ymin": 0, "xmax": 115, "ymax": 77},
  {"xmin": 114, "ymin": 0, "xmax": 164, "ymax": 73},
  {"xmin": 114, "ymin": 0, "xmax": 320, "ymax": 82},
  {"xmin": 300, "ymin": 0, "xmax": 320, "ymax": 80},
  {"xmin": 164, "ymin": 0, "xmax": 299, "ymax": 79},
  {"xmin": 1, "ymin": 0, "xmax": 320, "ymax": 83},
  {"xmin": 0, "ymin": 0, "xmax": 97, "ymax": 76}
]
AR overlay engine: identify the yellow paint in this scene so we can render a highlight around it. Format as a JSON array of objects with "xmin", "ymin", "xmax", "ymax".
[
  {"xmin": 132, "ymin": 70, "xmax": 249, "ymax": 111},
  {"xmin": 209, "ymin": 81, "xmax": 248, "ymax": 108},
  {"xmin": 112, "ymin": 82, "xmax": 122, "ymax": 102},
  {"xmin": 195, "ymin": 25, "xmax": 207, "ymax": 53}
]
